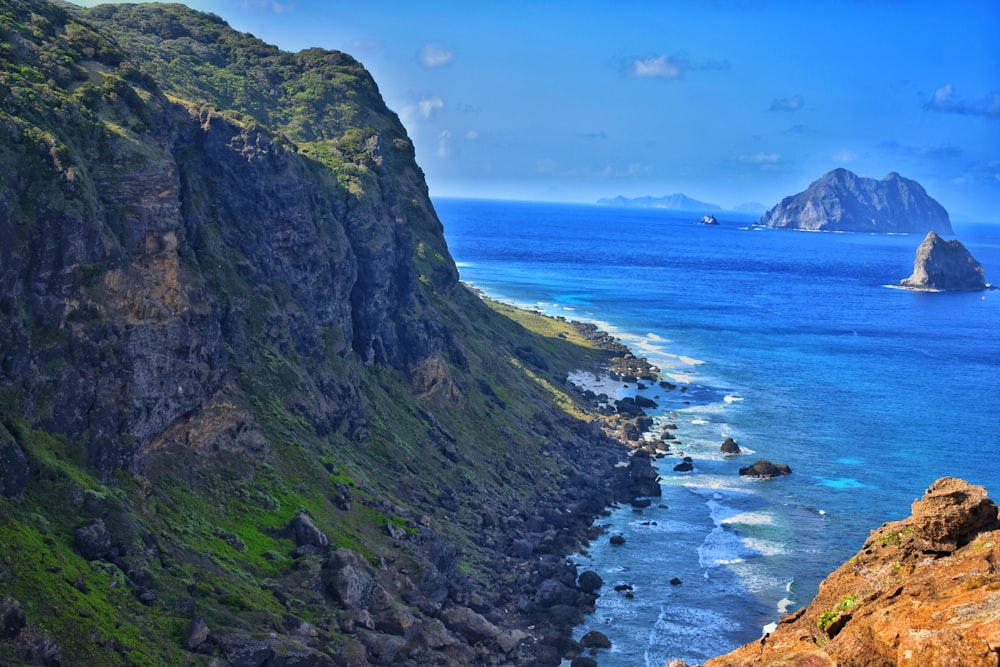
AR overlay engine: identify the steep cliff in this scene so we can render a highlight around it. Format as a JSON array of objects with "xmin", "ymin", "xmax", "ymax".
[
  {"xmin": 0, "ymin": 2, "xmax": 649, "ymax": 665},
  {"xmin": 696, "ymin": 477, "xmax": 1000, "ymax": 667},
  {"xmin": 757, "ymin": 169, "xmax": 953, "ymax": 234},
  {"xmin": 898, "ymin": 231, "xmax": 988, "ymax": 291}
]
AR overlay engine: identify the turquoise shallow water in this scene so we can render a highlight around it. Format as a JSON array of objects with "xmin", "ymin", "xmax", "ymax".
[{"xmin": 434, "ymin": 198, "xmax": 1000, "ymax": 665}]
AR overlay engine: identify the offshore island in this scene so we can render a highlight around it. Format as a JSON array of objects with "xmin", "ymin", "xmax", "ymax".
[{"xmin": 1, "ymin": 2, "xmax": 998, "ymax": 667}]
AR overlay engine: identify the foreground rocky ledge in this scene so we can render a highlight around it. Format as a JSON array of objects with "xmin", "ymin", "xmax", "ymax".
[{"xmin": 676, "ymin": 477, "xmax": 1000, "ymax": 667}]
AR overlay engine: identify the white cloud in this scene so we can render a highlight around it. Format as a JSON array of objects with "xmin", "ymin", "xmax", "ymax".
[
  {"xmin": 400, "ymin": 97, "xmax": 445, "ymax": 126},
  {"xmin": 769, "ymin": 95, "xmax": 804, "ymax": 112},
  {"xmin": 420, "ymin": 43, "xmax": 454, "ymax": 68},
  {"xmin": 740, "ymin": 152, "xmax": 781, "ymax": 164},
  {"xmin": 626, "ymin": 55, "xmax": 686, "ymax": 79},
  {"xmin": 419, "ymin": 97, "xmax": 444, "ymax": 119},
  {"xmin": 831, "ymin": 149, "xmax": 858, "ymax": 163},
  {"xmin": 464, "ymin": 130, "xmax": 479, "ymax": 140},
  {"xmin": 437, "ymin": 131, "xmax": 453, "ymax": 158},
  {"xmin": 240, "ymin": 0, "xmax": 295, "ymax": 13},
  {"xmin": 928, "ymin": 83, "xmax": 1000, "ymax": 119}
]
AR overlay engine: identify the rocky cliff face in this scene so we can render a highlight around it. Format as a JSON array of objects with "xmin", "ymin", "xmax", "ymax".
[
  {"xmin": 757, "ymin": 169, "xmax": 953, "ymax": 234},
  {"xmin": 696, "ymin": 477, "xmax": 1000, "ymax": 667},
  {"xmin": 0, "ymin": 3, "xmax": 654, "ymax": 665},
  {"xmin": 898, "ymin": 231, "xmax": 988, "ymax": 291}
]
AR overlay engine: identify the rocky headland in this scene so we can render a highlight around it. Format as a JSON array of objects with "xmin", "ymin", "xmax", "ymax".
[
  {"xmin": 757, "ymin": 169, "xmax": 953, "ymax": 234},
  {"xmin": 0, "ymin": 2, "xmax": 664, "ymax": 664},
  {"xmin": 676, "ymin": 477, "xmax": 1000, "ymax": 667},
  {"xmin": 897, "ymin": 231, "xmax": 989, "ymax": 291}
]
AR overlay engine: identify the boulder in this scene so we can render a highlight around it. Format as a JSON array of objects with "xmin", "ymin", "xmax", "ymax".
[
  {"xmin": 74, "ymin": 520, "xmax": 112, "ymax": 561},
  {"xmin": 898, "ymin": 231, "xmax": 988, "ymax": 291},
  {"xmin": 213, "ymin": 634, "xmax": 275, "ymax": 667},
  {"xmin": 534, "ymin": 578, "xmax": 578, "ymax": 608},
  {"xmin": 577, "ymin": 570, "xmax": 603, "ymax": 593},
  {"xmin": 720, "ymin": 437, "xmax": 741, "ymax": 455},
  {"xmin": 439, "ymin": 606, "xmax": 500, "ymax": 644},
  {"xmin": 629, "ymin": 451, "xmax": 662, "ymax": 496},
  {"xmin": 673, "ymin": 457, "xmax": 694, "ymax": 472},
  {"xmin": 609, "ymin": 535, "xmax": 626, "ymax": 546},
  {"xmin": 738, "ymin": 460, "xmax": 791, "ymax": 478},
  {"xmin": 579, "ymin": 629, "xmax": 612, "ymax": 649},
  {"xmin": 183, "ymin": 618, "xmax": 210, "ymax": 651},
  {"xmin": 910, "ymin": 477, "xmax": 1000, "ymax": 553},
  {"xmin": 0, "ymin": 597, "xmax": 26, "ymax": 640},
  {"xmin": 289, "ymin": 512, "xmax": 329, "ymax": 549}
]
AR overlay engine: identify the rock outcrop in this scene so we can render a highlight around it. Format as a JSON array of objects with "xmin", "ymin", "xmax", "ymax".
[
  {"xmin": 699, "ymin": 477, "xmax": 1000, "ymax": 667},
  {"xmin": 738, "ymin": 459, "xmax": 791, "ymax": 478},
  {"xmin": 898, "ymin": 231, "xmax": 988, "ymax": 291},
  {"xmin": 757, "ymin": 169, "xmax": 953, "ymax": 234}
]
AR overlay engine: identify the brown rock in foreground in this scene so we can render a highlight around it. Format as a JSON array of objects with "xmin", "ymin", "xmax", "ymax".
[{"xmin": 700, "ymin": 477, "xmax": 1000, "ymax": 667}]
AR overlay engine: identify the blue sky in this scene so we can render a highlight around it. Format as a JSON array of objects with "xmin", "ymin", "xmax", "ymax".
[{"xmin": 70, "ymin": 1, "xmax": 1000, "ymax": 220}]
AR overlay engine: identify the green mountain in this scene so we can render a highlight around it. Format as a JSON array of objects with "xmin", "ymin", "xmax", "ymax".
[{"xmin": 0, "ymin": 2, "xmax": 654, "ymax": 664}]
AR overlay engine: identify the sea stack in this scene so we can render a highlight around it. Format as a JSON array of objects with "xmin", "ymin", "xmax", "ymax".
[
  {"xmin": 757, "ymin": 169, "xmax": 952, "ymax": 234},
  {"xmin": 898, "ymin": 231, "xmax": 987, "ymax": 291}
]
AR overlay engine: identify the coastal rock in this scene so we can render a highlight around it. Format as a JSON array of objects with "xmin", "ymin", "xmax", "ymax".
[
  {"xmin": 699, "ymin": 214, "xmax": 720, "ymax": 225},
  {"xmin": 579, "ymin": 629, "xmax": 612, "ymax": 649},
  {"xmin": 757, "ymin": 169, "xmax": 952, "ymax": 234},
  {"xmin": 738, "ymin": 460, "xmax": 791, "ymax": 478},
  {"xmin": 673, "ymin": 456, "xmax": 694, "ymax": 472},
  {"xmin": 577, "ymin": 570, "xmax": 603, "ymax": 593},
  {"xmin": 703, "ymin": 477, "xmax": 1000, "ymax": 667},
  {"xmin": 898, "ymin": 231, "xmax": 988, "ymax": 291},
  {"xmin": 629, "ymin": 451, "xmax": 662, "ymax": 497},
  {"xmin": 720, "ymin": 437, "xmax": 741, "ymax": 455}
]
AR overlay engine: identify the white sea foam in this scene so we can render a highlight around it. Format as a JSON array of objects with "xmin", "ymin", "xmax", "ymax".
[
  {"xmin": 723, "ymin": 394, "xmax": 743, "ymax": 403},
  {"xmin": 722, "ymin": 511, "xmax": 775, "ymax": 527}
]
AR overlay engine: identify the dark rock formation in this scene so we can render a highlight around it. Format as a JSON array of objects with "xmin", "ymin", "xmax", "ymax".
[
  {"xmin": 577, "ymin": 570, "xmax": 603, "ymax": 593},
  {"xmin": 673, "ymin": 456, "xmax": 694, "ymax": 472},
  {"xmin": 720, "ymin": 437, "xmax": 741, "ymax": 455},
  {"xmin": 757, "ymin": 169, "xmax": 952, "ymax": 234},
  {"xmin": 699, "ymin": 214, "xmax": 720, "ymax": 225},
  {"xmin": 579, "ymin": 629, "xmax": 612, "ymax": 649},
  {"xmin": 738, "ymin": 459, "xmax": 791, "ymax": 478},
  {"xmin": 289, "ymin": 512, "xmax": 330, "ymax": 549},
  {"xmin": 702, "ymin": 478, "xmax": 1000, "ymax": 667},
  {"xmin": 898, "ymin": 231, "xmax": 988, "ymax": 291}
]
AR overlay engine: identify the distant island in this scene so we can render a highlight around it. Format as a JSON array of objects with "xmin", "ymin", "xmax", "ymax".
[
  {"xmin": 756, "ymin": 168, "xmax": 953, "ymax": 234},
  {"xmin": 597, "ymin": 193, "xmax": 721, "ymax": 211},
  {"xmin": 597, "ymin": 194, "xmax": 767, "ymax": 213}
]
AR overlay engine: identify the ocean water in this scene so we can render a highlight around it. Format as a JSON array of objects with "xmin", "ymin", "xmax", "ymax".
[{"xmin": 433, "ymin": 198, "xmax": 1000, "ymax": 665}]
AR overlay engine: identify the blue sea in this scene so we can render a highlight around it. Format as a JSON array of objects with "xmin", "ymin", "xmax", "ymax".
[{"xmin": 433, "ymin": 198, "xmax": 1000, "ymax": 666}]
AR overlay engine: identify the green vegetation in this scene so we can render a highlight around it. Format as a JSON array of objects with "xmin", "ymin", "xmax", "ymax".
[{"xmin": 817, "ymin": 593, "xmax": 858, "ymax": 631}]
